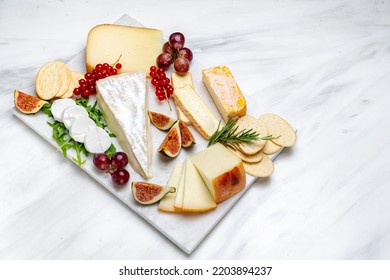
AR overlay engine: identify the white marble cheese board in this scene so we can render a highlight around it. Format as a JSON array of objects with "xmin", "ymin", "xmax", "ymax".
[{"xmin": 12, "ymin": 14, "xmax": 284, "ymax": 254}]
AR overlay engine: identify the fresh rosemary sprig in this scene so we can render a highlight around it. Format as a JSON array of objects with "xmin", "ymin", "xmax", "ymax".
[{"xmin": 208, "ymin": 118, "xmax": 280, "ymax": 150}]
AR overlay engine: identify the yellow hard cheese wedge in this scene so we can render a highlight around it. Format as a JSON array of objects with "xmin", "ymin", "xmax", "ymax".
[
  {"xmin": 202, "ymin": 66, "xmax": 247, "ymax": 122},
  {"xmin": 191, "ymin": 143, "xmax": 246, "ymax": 204},
  {"xmin": 171, "ymin": 72, "xmax": 193, "ymax": 125},
  {"xmin": 86, "ymin": 24, "xmax": 162, "ymax": 76},
  {"xmin": 181, "ymin": 159, "xmax": 216, "ymax": 212},
  {"xmin": 173, "ymin": 84, "xmax": 219, "ymax": 139}
]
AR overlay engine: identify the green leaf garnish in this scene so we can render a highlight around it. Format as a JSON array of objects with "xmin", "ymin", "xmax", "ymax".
[{"xmin": 208, "ymin": 118, "xmax": 280, "ymax": 150}]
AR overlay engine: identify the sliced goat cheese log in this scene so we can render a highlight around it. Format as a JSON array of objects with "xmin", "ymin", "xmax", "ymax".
[
  {"xmin": 84, "ymin": 126, "xmax": 111, "ymax": 154},
  {"xmin": 51, "ymin": 98, "xmax": 75, "ymax": 122},
  {"xmin": 63, "ymin": 105, "xmax": 89, "ymax": 129},
  {"xmin": 69, "ymin": 117, "xmax": 96, "ymax": 143},
  {"xmin": 96, "ymin": 72, "xmax": 152, "ymax": 179}
]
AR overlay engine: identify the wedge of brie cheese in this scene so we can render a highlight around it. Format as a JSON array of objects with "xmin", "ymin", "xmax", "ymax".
[{"xmin": 96, "ymin": 72, "xmax": 152, "ymax": 179}]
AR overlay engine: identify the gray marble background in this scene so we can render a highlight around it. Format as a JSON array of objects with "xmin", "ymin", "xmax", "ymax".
[{"xmin": 1, "ymin": 0, "xmax": 390, "ymax": 259}]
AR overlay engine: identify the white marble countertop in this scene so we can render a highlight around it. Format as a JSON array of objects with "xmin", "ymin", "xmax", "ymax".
[{"xmin": 1, "ymin": 0, "xmax": 390, "ymax": 259}]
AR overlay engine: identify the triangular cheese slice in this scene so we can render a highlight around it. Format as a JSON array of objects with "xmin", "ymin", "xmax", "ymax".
[
  {"xmin": 158, "ymin": 161, "xmax": 184, "ymax": 212},
  {"xmin": 182, "ymin": 159, "xmax": 217, "ymax": 212},
  {"xmin": 174, "ymin": 161, "xmax": 186, "ymax": 209},
  {"xmin": 96, "ymin": 72, "xmax": 152, "ymax": 178}
]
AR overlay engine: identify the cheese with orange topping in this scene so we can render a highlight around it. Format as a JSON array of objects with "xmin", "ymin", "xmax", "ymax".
[{"xmin": 202, "ymin": 66, "xmax": 247, "ymax": 122}]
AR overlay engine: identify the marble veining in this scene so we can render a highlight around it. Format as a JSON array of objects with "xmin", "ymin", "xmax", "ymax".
[{"xmin": 1, "ymin": 0, "xmax": 390, "ymax": 259}]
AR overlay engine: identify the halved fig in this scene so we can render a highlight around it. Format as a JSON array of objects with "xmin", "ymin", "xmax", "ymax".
[
  {"xmin": 132, "ymin": 181, "xmax": 176, "ymax": 205},
  {"xmin": 14, "ymin": 90, "xmax": 48, "ymax": 114},
  {"xmin": 148, "ymin": 110, "xmax": 176, "ymax": 130},
  {"xmin": 158, "ymin": 121, "xmax": 181, "ymax": 157},
  {"xmin": 179, "ymin": 120, "xmax": 195, "ymax": 148}
]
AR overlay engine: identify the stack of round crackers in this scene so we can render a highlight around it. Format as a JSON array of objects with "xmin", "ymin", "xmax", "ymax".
[
  {"xmin": 35, "ymin": 61, "xmax": 84, "ymax": 100},
  {"xmin": 230, "ymin": 114, "xmax": 296, "ymax": 177}
]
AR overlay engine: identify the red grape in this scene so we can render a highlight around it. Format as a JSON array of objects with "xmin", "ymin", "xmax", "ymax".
[
  {"xmin": 162, "ymin": 42, "xmax": 175, "ymax": 55},
  {"xmin": 174, "ymin": 57, "xmax": 190, "ymax": 75},
  {"xmin": 111, "ymin": 152, "xmax": 128, "ymax": 169},
  {"xmin": 179, "ymin": 47, "xmax": 193, "ymax": 61},
  {"xmin": 93, "ymin": 153, "xmax": 111, "ymax": 171},
  {"xmin": 111, "ymin": 168, "xmax": 130, "ymax": 186},
  {"xmin": 169, "ymin": 32, "xmax": 185, "ymax": 50},
  {"xmin": 156, "ymin": 53, "xmax": 173, "ymax": 69}
]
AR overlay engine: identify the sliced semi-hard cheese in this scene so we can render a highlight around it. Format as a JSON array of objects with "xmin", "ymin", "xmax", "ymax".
[
  {"xmin": 174, "ymin": 162, "xmax": 186, "ymax": 210},
  {"xmin": 191, "ymin": 143, "xmax": 246, "ymax": 204},
  {"xmin": 96, "ymin": 72, "xmax": 152, "ymax": 179},
  {"xmin": 202, "ymin": 66, "xmax": 247, "ymax": 122},
  {"xmin": 182, "ymin": 159, "xmax": 217, "ymax": 212},
  {"xmin": 86, "ymin": 24, "xmax": 162, "ymax": 76},
  {"xmin": 158, "ymin": 161, "xmax": 184, "ymax": 213},
  {"xmin": 171, "ymin": 72, "xmax": 193, "ymax": 125},
  {"xmin": 173, "ymin": 84, "xmax": 219, "ymax": 139}
]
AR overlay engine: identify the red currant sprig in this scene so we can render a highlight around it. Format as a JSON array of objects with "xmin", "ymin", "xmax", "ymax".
[
  {"xmin": 73, "ymin": 56, "xmax": 122, "ymax": 98},
  {"xmin": 149, "ymin": 66, "xmax": 174, "ymax": 110}
]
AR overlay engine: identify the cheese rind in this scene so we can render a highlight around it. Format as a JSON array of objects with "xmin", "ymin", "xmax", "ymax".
[
  {"xmin": 182, "ymin": 159, "xmax": 217, "ymax": 212},
  {"xmin": 86, "ymin": 24, "xmax": 162, "ymax": 76},
  {"xmin": 174, "ymin": 162, "xmax": 186, "ymax": 209},
  {"xmin": 191, "ymin": 143, "xmax": 246, "ymax": 204},
  {"xmin": 202, "ymin": 66, "xmax": 247, "ymax": 122},
  {"xmin": 96, "ymin": 72, "xmax": 152, "ymax": 179},
  {"xmin": 173, "ymin": 84, "xmax": 219, "ymax": 139}
]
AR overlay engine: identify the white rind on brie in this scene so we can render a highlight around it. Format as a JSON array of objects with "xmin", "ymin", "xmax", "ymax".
[{"xmin": 96, "ymin": 72, "xmax": 152, "ymax": 179}]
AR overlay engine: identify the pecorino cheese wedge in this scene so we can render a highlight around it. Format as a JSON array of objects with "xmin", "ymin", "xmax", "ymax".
[
  {"xmin": 96, "ymin": 72, "xmax": 152, "ymax": 179},
  {"xmin": 86, "ymin": 24, "xmax": 162, "ymax": 76},
  {"xmin": 202, "ymin": 65, "xmax": 247, "ymax": 122},
  {"xmin": 191, "ymin": 143, "xmax": 246, "ymax": 204},
  {"xmin": 173, "ymin": 84, "xmax": 219, "ymax": 139}
]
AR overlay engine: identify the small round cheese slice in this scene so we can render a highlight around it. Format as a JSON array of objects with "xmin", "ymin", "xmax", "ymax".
[
  {"xmin": 69, "ymin": 118, "xmax": 96, "ymax": 143},
  {"xmin": 51, "ymin": 98, "xmax": 75, "ymax": 122},
  {"xmin": 62, "ymin": 105, "xmax": 89, "ymax": 129},
  {"xmin": 84, "ymin": 127, "xmax": 111, "ymax": 154}
]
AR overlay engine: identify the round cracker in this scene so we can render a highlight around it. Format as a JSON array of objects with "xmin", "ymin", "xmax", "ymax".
[
  {"xmin": 262, "ymin": 140, "xmax": 282, "ymax": 155},
  {"xmin": 35, "ymin": 61, "xmax": 63, "ymax": 100},
  {"xmin": 229, "ymin": 147, "xmax": 263, "ymax": 163},
  {"xmin": 55, "ymin": 63, "xmax": 72, "ymax": 97},
  {"xmin": 243, "ymin": 153, "xmax": 274, "ymax": 177},
  {"xmin": 259, "ymin": 113, "xmax": 296, "ymax": 147},
  {"xmin": 236, "ymin": 115, "xmax": 268, "ymax": 155},
  {"xmin": 60, "ymin": 71, "xmax": 84, "ymax": 98}
]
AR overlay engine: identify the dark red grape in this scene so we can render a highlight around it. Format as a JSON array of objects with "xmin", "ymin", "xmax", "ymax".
[
  {"xmin": 156, "ymin": 53, "xmax": 173, "ymax": 69},
  {"xmin": 179, "ymin": 47, "xmax": 193, "ymax": 61},
  {"xmin": 169, "ymin": 32, "xmax": 185, "ymax": 50},
  {"xmin": 111, "ymin": 152, "xmax": 128, "ymax": 169},
  {"xmin": 111, "ymin": 168, "xmax": 130, "ymax": 186},
  {"xmin": 162, "ymin": 42, "xmax": 175, "ymax": 55},
  {"xmin": 93, "ymin": 153, "xmax": 111, "ymax": 171},
  {"xmin": 174, "ymin": 57, "xmax": 190, "ymax": 75}
]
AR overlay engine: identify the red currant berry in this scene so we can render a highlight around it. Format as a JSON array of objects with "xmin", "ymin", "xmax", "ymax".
[
  {"xmin": 79, "ymin": 79, "xmax": 86, "ymax": 86},
  {"xmin": 73, "ymin": 88, "xmax": 81, "ymax": 95},
  {"xmin": 111, "ymin": 68, "xmax": 118, "ymax": 75},
  {"xmin": 166, "ymin": 85, "xmax": 174, "ymax": 95},
  {"xmin": 150, "ymin": 66, "xmax": 157, "ymax": 72},
  {"xmin": 81, "ymin": 90, "xmax": 89, "ymax": 98},
  {"xmin": 157, "ymin": 95, "xmax": 165, "ymax": 101},
  {"xmin": 85, "ymin": 73, "xmax": 92, "ymax": 80},
  {"xmin": 115, "ymin": 63, "xmax": 122, "ymax": 70},
  {"xmin": 96, "ymin": 64, "xmax": 103, "ymax": 72}
]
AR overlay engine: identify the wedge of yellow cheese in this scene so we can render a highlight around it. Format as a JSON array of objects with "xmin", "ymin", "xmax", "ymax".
[
  {"xmin": 191, "ymin": 143, "xmax": 246, "ymax": 204},
  {"xmin": 86, "ymin": 24, "xmax": 162, "ymax": 76},
  {"xmin": 173, "ymin": 84, "xmax": 219, "ymax": 139},
  {"xmin": 202, "ymin": 66, "xmax": 247, "ymax": 122},
  {"xmin": 171, "ymin": 72, "xmax": 193, "ymax": 125},
  {"xmin": 182, "ymin": 159, "xmax": 217, "ymax": 212}
]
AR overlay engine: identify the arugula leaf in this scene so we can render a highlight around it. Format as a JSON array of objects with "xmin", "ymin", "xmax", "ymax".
[
  {"xmin": 41, "ymin": 103, "xmax": 53, "ymax": 118},
  {"xmin": 105, "ymin": 143, "xmax": 117, "ymax": 158}
]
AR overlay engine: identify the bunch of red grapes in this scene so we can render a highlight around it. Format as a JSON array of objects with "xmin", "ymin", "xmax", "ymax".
[
  {"xmin": 156, "ymin": 32, "xmax": 193, "ymax": 75},
  {"xmin": 73, "ymin": 62, "xmax": 122, "ymax": 98},
  {"xmin": 93, "ymin": 151, "xmax": 130, "ymax": 186}
]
